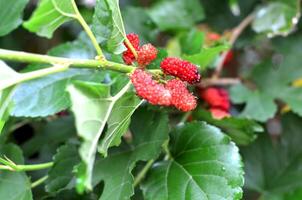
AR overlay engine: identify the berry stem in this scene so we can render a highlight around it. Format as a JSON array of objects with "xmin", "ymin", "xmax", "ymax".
[
  {"xmin": 212, "ymin": 13, "xmax": 255, "ymax": 79},
  {"xmin": 71, "ymin": 0, "xmax": 105, "ymax": 60},
  {"xmin": 133, "ymin": 159, "xmax": 154, "ymax": 187},
  {"xmin": 0, "ymin": 158, "xmax": 53, "ymax": 172},
  {"xmin": 31, "ymin": 175, "xmax": 49, "ymax": 188},
  {"xmin": 124, "ymin": 38, "xmax": 138, "ymax": 59}
]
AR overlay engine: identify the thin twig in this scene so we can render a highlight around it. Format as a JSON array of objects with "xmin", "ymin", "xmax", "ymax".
[
  {"xmin": 133, "ymin": 159, "xmax": 154, "ymax": 187},
  {"xmin": 212, "ymin": 13, "xmax": 255, "ymax": 79},
  {"xmin": 196, "ymin": 78, "xmax": 241, "ymax": 87},
  {"xmin": 31, "ymin": 175, "xmax": 48, "ymax": 188}
]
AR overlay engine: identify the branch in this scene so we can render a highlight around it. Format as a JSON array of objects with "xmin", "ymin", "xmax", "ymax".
[
  {"xmin": 212, "ymin": 13, "xmax": 255, "ymax": 79},
  {"xmin": 196, "ymin": 78, "xmax": 241, "ymax": 87}
]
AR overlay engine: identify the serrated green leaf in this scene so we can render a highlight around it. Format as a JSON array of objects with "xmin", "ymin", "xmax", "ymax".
[
  {"xmin": 242, "ymin": 113, "xmax": 302, "ymax": 199},
  {"xmin": 148, "ymin": 0, "xmax": 205, "ymax": 31},
  {"xmin": 11, "ymin": 36, "xmax": 103, "ymax": 117},
  {"xmin": 0, "ymin": 0, "xmax": 29, "ymax": 36},
  {"xmin": 179, "ymin": 28, "xmax": 204, "ymax": 55},
  {"xmin": 92, "ymin": 107, "xmax": 169, "ymax": 200},
  {"xmin": 92, "ymin": 0, "xmax": 127, "ymax": 54},
  {"xmin": 23, "ymin": 0, "xmax": 77, "ymax": 38},
  {"xmin": 46, "ymin": 144, "xmax": 80, "ymax": 193},
  {"xmin": 252, "ymin": 2, "xmax": 299, "ymax": 37},
  {"xmin": 193, "ymin": 108, "xmax": 262, "ymax": 145},
  {"xmin": 142, "ymin": 122, "xmax": 244, "ymax": 200},
  {"xmin": 0, "ymin": 144, "xmax": 33, "ymax": 200},
  {"xmin": 67, "ymin": 81, "xmax": 141, "ymax": 191},
  {"xmin": 230, "ymin": 84, "xmax": 277, "ymax": 122},
  {"xmin": 183, "ymin": 45, "xmax": 229, "ymax": 69}
]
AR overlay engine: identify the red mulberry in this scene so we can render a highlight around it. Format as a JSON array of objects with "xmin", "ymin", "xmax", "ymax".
[{"xmin": 137, "ymin": 44, "xmax": 158, "ymax": 66}]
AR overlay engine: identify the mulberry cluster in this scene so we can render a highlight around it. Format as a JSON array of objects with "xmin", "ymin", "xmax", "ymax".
[
  {"xmin": 128, "ymin": 33, "xmax": 201, "ymax": 112},
  {"xmin": 130, "ymin": 69, "xmax": 197, "ymax": 111},
  {"xmin": 160, "ymin": 57, "xmax": 200, "ymax": 84},
  {"xmin": 123, "ymin": 33, "xmax": 157, "ymax": 66},
  {"xmin": 199, "ymin": 87, "xmax": 230, "ymax": 119}
]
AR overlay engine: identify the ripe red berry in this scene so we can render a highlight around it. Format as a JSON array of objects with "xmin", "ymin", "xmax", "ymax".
[
  {"xmin": 123, "ymin": 33, "xmax": 140, "ymax": 65},
  {"xmin": 166, "ymin": 79, "xmax": 197, "ymax": 112},
  {"xmin": 199, "ymin": 87, "xmax": 230, "ymax": 111},
  {"xmin": 137, "ymin": 44, "xmax": 158, "ymax": 66},
  {"xmin": 160, "ymin": 57, "xmax": 201, "ymax": 84},
  {"xmin": 130, "ymin": 69, "xmax": 171, "ymax": 106},
  {"xmin": 210, "ymin": 108, "xmax": 230, "ymax": 119},
  {"xmin": 223, "ymin": 50, "xmax": 234, "ymax": 66},
  {"xmin": 207, "ymin": 33, "xmax": 221, "ymax": 41}
]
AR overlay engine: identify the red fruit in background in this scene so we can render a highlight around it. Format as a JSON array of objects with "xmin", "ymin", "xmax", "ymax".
[
  {"xmin": 210, "ymin": 108, "xmax": 230, "ymax": 119},
  {"xmin": 130, "ymin": 69, "xmax": 171, "ymax": 106},
  {"xmin": 166, "ymin": 79, "xmax": 197, "ymax": 112},
  {"xmin": 199, "ymin": 87, "xmax": 230, "ymax": 111},
  {"xmin": 123, "ymin": 33, "xmax": 140, "ymax": 65},
  {"xmin": 160, "ymin": 57, "xmax": 201, "ymax": 84},
  {"xmin": 137, "ymin": 44, "xmax": 158, "ymax": 66},
  {"xmin": 223, "ymin": 50, "xmax": 234, "ymax": 66},
  {"xmin": 207, "ymin": 33, "xmax": 221, "ymax": 41}
]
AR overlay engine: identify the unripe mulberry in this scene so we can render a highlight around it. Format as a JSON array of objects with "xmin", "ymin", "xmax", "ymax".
[
  {"xmin": 123, "ymin": 33, "xmax": 140, "ymax": 65},
  {"xmin": 130, "ymin": 69, "xmax": 171, "ymax": 106},
  {"xmin": 160, "ymin": 57, "xmax": 200, "ymax": 84},
  {"xmin": 137, "ymin": 44, "xmax": 158, "ymax": 66},
  {"xmin": 210, "ymin": 108, "xmax": 230, "ymax": 119},
  {"xmin": 199, "ymin": 87, "xmax": 230, "ymax": 111},
  {"xmin": 166, "ymin": 79, "xmax": 197, "ymax": 112}
]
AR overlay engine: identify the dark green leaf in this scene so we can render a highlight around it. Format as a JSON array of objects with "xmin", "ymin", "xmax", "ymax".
[
  {"xmin": 23, "ymin": 0, "xmax": 77, "ymax": 38},
  {"xmin": 46, "ymin": 144, "xmax": 80, "ymax": 193},
  {"xmin": 92, "ymin": 0, "xmax": 127, "ymax": 54},
  {"xmin": 142, "ymin": 122, "xmax": 244, "ymax": 200},
  {"xmin": 93, "ymin": 107, "xmax": 169, "ymax": 200},
  {"xmin": 148, "ymin": 0, "xmax": 205, "ymax": 31},
  {"xmin": 179, "ymin": 28, "xmax": 204, "ymax": 55},
  {"xmin": 242, "ymin": 113, "xmax": 302, "ymax": 199},
  {"xmin": 193, "ymin": 109, "xmax": 262, "ymax": 145},
  {"xmin": 67, "ymin": 81, "xmax": 141, "ymax": 192},
  {"xmin": 0, "ymin": 144, "xmax": 32, "ymax": 200},
  {"xmin": 0, "ymin": 0, "xmax": 29, "ymax": 36}
]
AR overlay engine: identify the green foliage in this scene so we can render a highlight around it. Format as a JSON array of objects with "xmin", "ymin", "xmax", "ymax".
[
  {"xmin": 92, "ymin": 0, "xmax": 127, "ymax": 54},
  {"xmin": 193, "ymin": 109, "xmax": 263, "ymax": 145},
  {"xmin": 0, "ymin": 144, "xmax": 32, "ymax": 200},
  {"xmin": 67, "ymin": 80, "xmax": 141, "ymax": 192},
  {"xmin": 0, "ymin": 0, "xmax": 29, "ymax": 36},
  {"xmin": 252, "ymin": 2, "xmax": 299, "ymax": 37},
  {"xmin": 242, "ymin": 113, "xmax": 302, "ymax": 199},
  {"xmin": 148, "ymin": 0, "xmax": 205, "ymax": 31},
  {"xmin": 23, "ymin": 0, "xmax": 78, "ymax": 38},
  {"xmin": 142, "ymin": 122, "xmax": 244, "ymax": 200},
  {"xmin": 92, "ymin": 107, "xmax": 169, "ymax": 200}
]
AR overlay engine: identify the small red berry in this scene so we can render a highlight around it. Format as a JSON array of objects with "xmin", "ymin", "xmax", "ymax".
[
  {"xmin": 123, "ymin": 33, "xmax": 140, "ymax": 65},
  {"xmin": 160, "ymin": 57, "xmax": 201, "ymax": 84},
  {"xmin": 210, "ymin": 108, "xmax": 230, "ymax": 119},
  {"xmin": 130, "ymin": 69, "xmax": 171, "ymax": 106},
  {"xmin": 207, "ymin": 33, "xmax": 221, "ymax": 41},
  {"xmin": 137, "ymin": 44, "xmax": 158, "ymax": 66},
  {"xmin": 166, "ymin": 79, "xmax": 197, "ymax": 112},
  {"xmin": 223, "ymin": 50, "xmax": 234, "ymax": 66},
  {"xmin": 199, "ymin": 87, "xmax": 230, "ymax": 111}
]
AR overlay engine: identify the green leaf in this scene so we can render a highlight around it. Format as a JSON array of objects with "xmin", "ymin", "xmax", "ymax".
[
  {"xmin": 123, "ymin": 7, "xmax": 159, "ymax": 43},
  {"xmin": 252, "ymin": 2, "xmax": 299, "ymax": 37},
  {"xmin": 142, "ymin": 122, "xmax": 244, "ymax": 200},
  {"xmin": 193, "ymin": 108, "xmax": 263, "ymax": 145},
  {"xmin": 46, "ymin": 144, "xmax": 80, "ymax": 193},
  {"xmin": 148, "ymin": 0, "xmax": 205, "ymax": 31},
  {"xmin": 179, "ymin": 28, "xmax": 204, "ymax": 55},
  {"xmin": 0, "ymin": 0, "xmax": 29, "ymax": 36},
  {"xmin": 92, "ymin": 0, "xmax": 127, "ymax": 54},
  {"xmin": 242, "ymin": 113, "xmax": 302, "ymax": 199},
  {"xmin": 0, "ymin": 144, "xmax": 32, "ymax": 200},
  {"xmin": 11, "ymin": 36, "xmax": 103, "ymax": 117},
  {"xmin": 92, "ymin": 107, "xmax": 169, "ymax": 200},
  {"xmin": 23, "ymin": 0, "xmax": 77, "ymax": 38},
  {"xmin": 67, "ymin": 81, "xmax": 141, "ymax": 191},
  {"xmin": 148, "ymin": 48, "xmax": 168, "ymax": 69},
  {"xmin": 230, "ymin": 84, "xmax": 277, "ymax": 122},
  {"xmin": 183, "ymin": 45, "xmax": 229, "ymax": 69}
]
